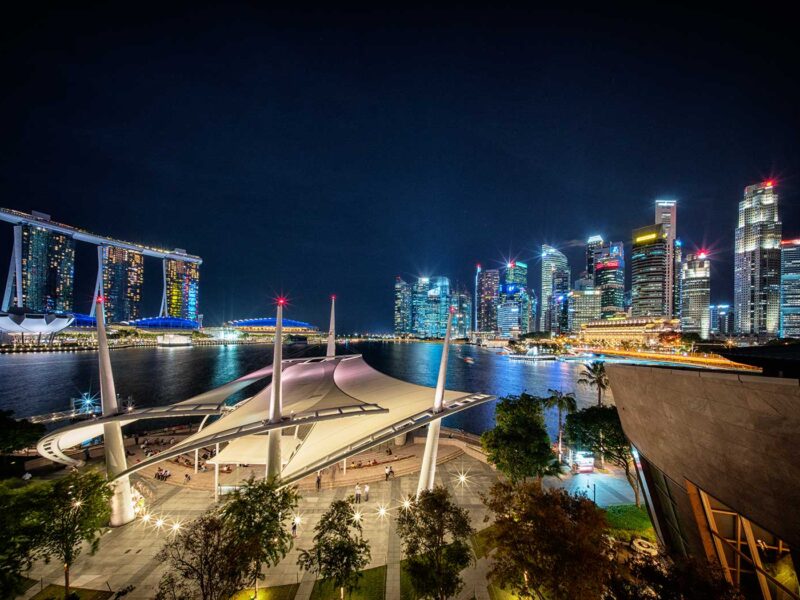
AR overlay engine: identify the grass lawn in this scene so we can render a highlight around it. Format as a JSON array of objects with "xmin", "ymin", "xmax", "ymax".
[
  {"xmin": 309, "ymin": 565, "xmax": 386, "ymax": 600},
  {"xmin": 471, "ymin": 525, "xmax": 497, "ymax": 559},
  {"xmin": 231, "ymin": 583, "xmax": 300, "ymax": 600},
  {"xmin": 487, "ymin": 584, "xmax": 521, "ymax": 600},
  {"xmin": 29, "ymin": 584, "xmax": 113, "ymax": 600},
  {"xmin": 605, "ymin": 504, "xmax": 657, "ymax": 542}
]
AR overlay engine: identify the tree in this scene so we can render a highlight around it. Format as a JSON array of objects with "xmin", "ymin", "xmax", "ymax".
[
  {"xmin": 156, "ymin": 512, "xmax": 250, "ymax": 600},
  {"xmin": 0, "ymin": 410, "xmax": 45, "ymax": 454},
  {"xmin": 541, "ymin": 389, "xmax": 576, "ymax": 463},
  {"xmin": 297, "ymin": 499, "xmax": 371, "ymax": 600},
  {"xmin": 565, "ymin": 405, "xmax": 641, "ymax": 506},
  {"xmin": 220, "ymin": 475, "xmax": 299, "ymax": 596},
  {"xmin": 484, "ymin": 480, "xmax": 612, "ymax": 600},
  {"xmin": 0, "ymin": 479, "xmax": 51, "ymax": 598},
  {"xmin": 481, "ymin": 393, "xmax": 560, "ymax": 485},
  {"xmin": 396, "ymin": 486, "xmax": 474, "ymax": 600},
  {"xmin": 38, "ymin": 470, "xmax": 112, "ymax": 598},
  {"xmin": 577, "ymin": 361, "xmax": 609, "ymax": 406}
]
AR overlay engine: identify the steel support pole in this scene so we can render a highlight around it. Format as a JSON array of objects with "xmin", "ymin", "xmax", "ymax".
[
  {"xmin": 326, "ymin": 295, "xmax": 336, "ymax": 357},
  {"xmin": 90, "ymin": 246, "xmax": 104, "ymax": 318},
  {"xmin": 13, "ymin": 226, "xmax": 22, "ymax": 307},
  {"xmin": 266, "ymin": 302, "xmax": 284, "ymax": 479}
]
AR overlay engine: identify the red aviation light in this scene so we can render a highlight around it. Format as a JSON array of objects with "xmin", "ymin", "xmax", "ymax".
[
  {"xmin": 330, "ymin": 294, "xmax": 337, "ymax": 301},
  {"xmin": 276, "ymin": 296, "xmax": 288, "ymax": 306},
  {"xmin": 96, "ymin": 295, "xmax": 105, "ymax": 304},
  {"xmin": 765, "ymin": 180, "xmax": 775, "ymax": 188}
]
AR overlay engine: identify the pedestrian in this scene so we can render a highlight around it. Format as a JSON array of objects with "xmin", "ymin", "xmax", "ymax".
[
  {"xmin": 355, "ymin": 483, "xmax": 362, "ymax": 504},
  {"xmin": 292, "ymin": 521, "xmax": 297, "ymax": 538},
  {"xmin": 389, "ymin": 466, "xmax": 395, "ymax": 479},
  {"xmin": 184, "ymin": 473, "xmax": 191, "ymax": 484},
  {"xmin": 385, "ymin": 465, "xmax": 390, "ymax": 481},
  {"xmin": 316, "ymin": 471, "xmax": 321, "ymax": 491},
  {"xmin": 364, "ymin": 483, "xmax": 370, "ymax": 502}
]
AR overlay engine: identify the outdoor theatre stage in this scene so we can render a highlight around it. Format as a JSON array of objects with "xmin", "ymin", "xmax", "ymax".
[{"xmin": 36, "ymin": 353, "xmax": 494, "ymax": 487}]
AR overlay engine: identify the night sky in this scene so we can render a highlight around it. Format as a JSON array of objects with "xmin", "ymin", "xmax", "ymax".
[{"xmin": 1, "ymin": 5, "xmax": 798, "ymax": 331}]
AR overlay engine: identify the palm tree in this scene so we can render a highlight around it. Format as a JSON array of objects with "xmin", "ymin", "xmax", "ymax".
[
  {"xmin": 543, "ymin": 389, "xmax": 577, "ymax": 464},
  {"xmin": 577, "ymin": 361, "xmax": 609, "ymax": 406}
]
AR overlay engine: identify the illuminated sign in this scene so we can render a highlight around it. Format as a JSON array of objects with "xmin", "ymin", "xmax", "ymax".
[
  {"xmin": 596, "ymin": 260, "xmax": 620, "ymax": 269},
  {"xmin": 635, "ymin": 233, "xmax": 658, "ymax": 243}
]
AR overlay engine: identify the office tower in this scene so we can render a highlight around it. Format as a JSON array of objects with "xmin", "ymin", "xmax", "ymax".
[
  {"xmin": 631, "ymin": 224, "xmax": 669, "ymax": 317},
  {"xmin": 450, "ymin": 288, "xmax": 472, "ymax": 338},
  {"xmin": 593, "ymin": 241, "xmax": 625, "ymax": 319},
  {"xmin": 473, "ymin": 265, "xmax": 480, "ymax": 334},
  {"xmin": 567, "ymin": 288, "xmax": 602, "ymax": 333},
  {"xmin": 709, "ymin": 305, "xmax": 720, "ymax": 335},
  {"xmin": 13, "ymin": 224, "xmax": 76, "ymax": 313},
  {"xmin": 477, "ymin": 268, "xmax": 500, "ymax": 333},
  {"xmin": 655, "ymin": 199, "xmax": 678, "ymax": 317},
  {"xmin": 586, "ymin": 235, "xmax": 604, "ymax": 277},
  {"xmin": 717, "ymin": 305, "xmax": 734, "ymax": 336},
  {"xmin": 411, "ymin": 277, "xmax": 430, "ymax": 337},
  {"xmin": 102, "ymin": 246, "xmax": 143, "ymax": 322},
  {"xmin": 680, "ymin": 252, "xmax": 711, "ymax": 339},
  {"xmin": 549, "ymin": 268, "xmax": 571, "ymax": 333},
  {"xmin": 540, "ymin": 245, "xmax": 570, "ymax": 332},
  {"xmin": 780, "ymin": 239, "xmax": 800, "ymax": 338},
  {"xmin": 502, "ymin": 261, "xmax": 532, "ymax": 333},
  {"xmin": 424, "ymin": 276, "xmax": 450, "ymax": 338},
  {"xmin": 673, "ymin": 239, "xmax": 683, "ymax": 320},
  {"xmin": 734, "ymin": 181, "xmax": 782, "ymax": 337},
  {"xmin": 497, "ymin": 301, "xmax": 520, "ymax": 338},
  {"xmin": 394, "ymin": 276, "xmax": 412, "ymax": 335},
  {"xmin": 164, "ymin": 258, "xmax": 200, "ymax": 321}
]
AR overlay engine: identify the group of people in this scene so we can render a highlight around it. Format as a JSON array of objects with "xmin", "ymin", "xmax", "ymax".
[
  {"xmin": 155, "ymin": 467, "xmax": 172, "ymax": 481},
  {"xmin": 384, "ymin": 465, "xmax": 395, "ymax": 481},
  {"xmin": 354, "ymin": 482, "xmax": 370, "ymax": 503}
]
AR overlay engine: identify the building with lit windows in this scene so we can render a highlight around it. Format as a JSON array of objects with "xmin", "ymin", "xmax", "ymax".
[
  {"xmin": 734, "ymin": 181, "xmax": 782, "ymax": 338},
  {"xmin": 102, "ymin": 246, "xmax": 144, "ymax": 323},
  {"xmin": 411, "ymin": 277, "xmax": 430, "ymax": 336},
  {"xmin": 540, "ymin": 245, "xmax": 570, "ymax": 332},
  {"xmin": 680, "ymin": 252, "xmax": 711, "ymax": 339},
  {"xmin": 12, "ymin": 221, "xmax": 76, "ymax": 313},
  {"xmin": 586, "ymin": 235, "xmax": 604, "ymax": 277},
  {"xmin": 394, "ymin": 277, "xmax": 412, "ymax": 335},
  {"xmin": 781, "ymin": 239, "xmax": 800, "ymax": 339},
  {"xmin": 424, "ymin": 276, "xmax": 450, "ymax": 338},
  {"xmin": 502, "ymin": 261, "xmax": 532, "ymax": 333},
  {"xmin": 449, "ymin": 288, "xmax": 472, "ymax": 338},
  {"xmin": 477, "ymin": 268, "xmax": 500, "ymax": 333},
  {"xmin": 580, "ymin": 316, "xmax": 679, "ymax": 347},
  {"xmin": 567, "ymin": 288, "xmax": 602, "ymax": 333},
  {"xmin": 226, "ymin": 317, "xmax": 319, "ymax": 336},
  {"xmin": 711, "ymin": 304, "xmax": 734, "ymax": 337},
  {"xmin": 497, "ymin": 301, "xmax": 520, "ymax": 338},
  {"xmin": 163, "ymin": 258, "xmax": 200, "ymax": 321},
  {"xmin": 593, "ymin": 241, "xmax": 625, "ymax": 319},
  {"xmin": 655, "ymin": 199, "xmax": 679, "ymax": 318},
  {"xmin": 631, "ymin": 224, "xmax": 669, "ymax": 318}
]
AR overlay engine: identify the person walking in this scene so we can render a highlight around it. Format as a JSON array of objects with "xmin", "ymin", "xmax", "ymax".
[
  {"xmin": 364, "ymin": 483, "xmax": 370, "ymax": 502},
  {"xmin": 291, "ymin": 521, "xmax": 297, "ymax": 538},
  {"xmin": 316, "ymin": 471, "xmax": 321, "ymax": 491},
  {"xmin": 355, "ymin": 483, "xmax": 362, "ymax": 504},
  {"xmin": 385, "ymin": 465, "xmax": 390, "ymax": 481}
]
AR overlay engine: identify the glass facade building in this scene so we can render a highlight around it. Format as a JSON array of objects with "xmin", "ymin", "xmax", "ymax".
[
  {"xmin": 540, "ymin": 245, "xmax": 570, "ymax": 332},
  {"xmin": 496, "ymin": 300, "xmax": 520, "ymax": 338},
  {"xmin": 164, "ymin": 258, "xmax": 200, "ymax": 321},
  {"xmin": 585, "ymin": 235, "xmax": 604, "ymax": 277},
  {"xmin": 102, "ymin": 246, "xmax": 144, "ymax": 323},
  {"xmin": 14, "ymin": 224, "xmax": 75, "ymax": 312},
  {"xmin": 734, "ymin": 181, "xmax": 782, "ymax": 337},
  {"xmin": 394, "ymin": 276, "xmax": 412, "ymax": 335},
  {"xmin": 631, "ymin": 224, "xmax": 669, "ymax": 318},
  {"xmin": 477, "ymin": 268, "xmax": 500, "ymax": 333},
  {"xmin": 502, "ymin": 261, "xmax": 532, "ymax": 333},
  {"xmin": 593, "ymin": 241, "xmax": 625, "ymax": 319},
  {"xmin": 411, "ymin": 277, "xmax": 430, "ymax": 337},
  {"xmin": 780, "ymin": 239, "xmax": 800, "ymax": 338},
  {"xmin": 655, "ymin": 199, "xmax": 678, "ymax": 317},
  {"xmin": 449, "ymin": 288, "xmax": 472, "ymax": 338},
  {"xmin": 680, "ymin": 252, "xmax": 711, "ymax": 339},
  {"xmin": 567, "ymin": 288, "xmax": 602, "ymax": 333}
]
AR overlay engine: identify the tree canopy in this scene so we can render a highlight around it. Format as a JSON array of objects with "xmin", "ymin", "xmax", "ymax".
[
  {"xmin": 577, "ymin": 361, "xmax": 609, "ymax": 406},
  {"xmin": 0, "ymin": 410, "xmax": 45, "ymax": 454}
]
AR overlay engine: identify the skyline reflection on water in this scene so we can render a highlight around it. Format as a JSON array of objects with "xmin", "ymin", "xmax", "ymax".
[{"xmin": 0, "ymin": 341, "xmax": 611, "ymax": 438}]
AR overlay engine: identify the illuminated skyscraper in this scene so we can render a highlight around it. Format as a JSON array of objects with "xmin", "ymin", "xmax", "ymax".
[
  {"xmin": 102, "ymin": 246, "xmax": 143, "ymax": 322},
  {"xmin": 411, "ymin": 277, "xmax": 430, "ymax": 337},
  {"xmin": 163, "ymin": 258, "xmax": 200, "ymax": 321},
  {"xmin": 593, "ymin": 241, "xmax": 625, "ymax": 319},
  {"xmin": 734, "ymin": 181, "xmax": 781, "ymax": 337},
  {"xmin": 497, "ymin": 301, "xmax": 520, "ymax": 338},
  {"xmin": 540, "ymin": 245, "xmax": 569, "ymax": 332},
  {"xmin": 450, "ymin": 288, "xmax": 472, "ymax": 338},
  {"xmin": 549, "ymin": 268, "xmax": 571, "ymax": 333},
  {"xmin": 503, "ymin": 261, "xmax": 532, "ymax": 333},
  {"xmin": 780, "ymin": 239, "xmax": 800, "ymax": 338},
  {"xmin": 680, "ymin": 252, "xmax": 711, "ymax": 339},
  {"xmin": 567, "ymin": 288, "xmax": 602, "ymax": 333},
  {"xmin": 393, "ymin": 276, "xmax": 412, "ymax": 335},
  {"xmin": 655, "ymin": 199, "xmax": 678, "ymax": 317},
  {"xmin": 12, "ymin": 222, "xmax": 75, "ymax": 312},
  {"xmin": 424, "ymin": 276, "xmax": 450, "ymax": 338},
  {"xmin": 477, "ymin": 268, "xmax": 500, "ymax": 333},
  {"xmin": 631, "ymin": 224, "xmax": 668, "ymax": 317},
  {"xmin": 586, "ymin": 235, "xmax": 604, "ymax": 277}
]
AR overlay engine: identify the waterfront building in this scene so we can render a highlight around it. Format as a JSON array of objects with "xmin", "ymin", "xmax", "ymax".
[
  {"xmin": 12, "ymin": 221, "xmax": 76, "ymax": 313},
  {"xmin": 502, "ymin": 261, "xmax": 533, "ymax": 333},
  {"xmin": 393, "ymin": 276, "xmax": 412, "ymax": 335},
  {"xmin": 497, "ymin": 300, "xmax": 520, "ymax": 338},
  {"xmin": 411, "ymin": 277, "xmax": 430, "ymax": 336},
  {"xmin": 593, "ymin": 241, "xmax": 625, "ymax": 319},
  {"xmin": 540, "ymin": 245, "xmax": 570, "ymax": 332},
  {"xmin": 680, "ymin": 251, "xmax": 711, "ymax": 339},
  {"xmin": 631, "ymin": 224, "xmax": 669, "ymax": 318},
  {"xmin": 781, "ymin": 239, "xmax": 800, "ymax": 338},
  {"xmin": 655, "ymin": 199, "xmax": 678, "ymax": 317},
  {"xmin": 567, "ymin": 288, "xmax": 601, "ymax": 333},
  {"xmin": 477, "ymin": 267, "xmax": 500, "ymax": 333},
  {"xmin": 580, "ymin": 316, "xmax": 679, "ymax": 347},
  {"xmin": 163, "ymin": 258, "xmax": 200, "ymax": 321},
  {"xmin": 734, "ymin": 181, "xmax": 782, "ymax": 338},
  {"xmin": 586, "ymin": 235, "xmax": 604, "ymax": 277},
  {"xmin": 102, "ymin": 246, "xmax": 143, "ymax": 323},
  {"xmin": 450, "ymin": 288, "xmax": 472, "ymax": 338},
  {"xmin": 424, "ymin": 276, "xmax": 450, "ymax": 338},
  {"xmin": 226, "ymin": 317, "xmax": 319, "ymax": 336}
]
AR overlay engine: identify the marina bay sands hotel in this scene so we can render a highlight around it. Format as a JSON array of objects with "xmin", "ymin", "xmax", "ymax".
[{"xmin": 0, "ymin": 208, "xmax": 202, "ymax": 323}]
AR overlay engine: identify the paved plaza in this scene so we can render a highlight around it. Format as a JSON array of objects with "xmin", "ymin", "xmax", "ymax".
[{"xmin": 20, "ymin": 443, "xmax": 635, "ymax": 600}]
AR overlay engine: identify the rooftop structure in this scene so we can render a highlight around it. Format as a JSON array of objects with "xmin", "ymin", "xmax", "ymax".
[{"xmin": 226, "ymin": 317, "xmax": 318, "ymax": 334}]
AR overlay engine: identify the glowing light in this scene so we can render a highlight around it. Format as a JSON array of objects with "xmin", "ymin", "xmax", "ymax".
[
  {"xmin": 171, "ymin": 522, "xmax": 181, "ymax": 532},
  {"xmin": 142, "ymin": 514, "xmax": 151, "ymax": 522},
  {"xmin": 698, "ymin": 251, "xmax": 708, "ymax": 260},
  {"xmin": 765, "ymin": 180, "xmax": 775, "ymax": 187},
  {"xmin": 455, "ymin": 467, "xmax": 472, "ymax": 488},
  {"xmin": 72, "ymin": 500, "xmax": 82, "ymax": 508},
  {"xmin": 155, "ymin": 518, "xmax": 165, "ymax": 529},
  {"xmin": 276, "ymin": 296, "xmax": 287, "ymax": 306},
  {"xmin": 635, "ymin": 233, "xmax": 658, "ymax": 243},
  {"xmin": 508, "ymin": 261, "xmax": 515, "ymax": 268},
  {"xmin": 377, "ymin": 505, "xmax": 388, "ymax": 519},
  {"xmin": 293, "ymin": 515, "xmax": 302, "ymax": 525},
  {"xmin": 96, "ymin": 295, "xmax": 105, "ymax": 304},
  {"xmin": 330, "ymin": 294, "xmax": 336, "ymax": 301},
  {"xmin": 352, "ymin": 510, "xmax": 362, "ymax": 523},
  {"xmin": 401, "ymin": 498, "xmax": 412, "ymax": 511}
]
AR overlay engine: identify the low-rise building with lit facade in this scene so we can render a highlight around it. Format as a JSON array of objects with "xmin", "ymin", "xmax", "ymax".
[
  {"xmin": 226, "ymin": 317, "xmax": 319, "ymax": 337},
  {"xmin": 579, "ymin": 316, "xmax": 679, "ymax": 347}
]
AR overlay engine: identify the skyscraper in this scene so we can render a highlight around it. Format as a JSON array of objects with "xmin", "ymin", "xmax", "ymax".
[
  {"xmin": 450, "ymin": 288, "xmax": 472, "ymax": 338},
  {"xmin": 102, "ymin": 246, "xmax": 143, "ymax": 322},
  {"xmin": 411, "ymin": 277, "xmax": 430, "ymax": 337},
  {"xmin": 14, "ymin": 224, "xmax": 76, "ymax": 313},
  {"xmin": 497, "ymin": 301, "xmax": 520, "ymax": 338},
  {"xmin": 477, "ymin": 268, "xmax": 500, "ymax": 333},
  {"xmin": 394, "ymin": 276, "xmax": 412, "ymax": 335},
  {"xmin": 734, "ymin": 181, "xmax": 782, "ymax": 337},
  {"xmin": 680, "ymin": 251, "xmax": 711, "ymax": 339},
  {"xmin": 164, "ymin": 258, "xmax": 200, "ymax": 321},
  {"xmin": 502, "ymin": 261, "xmax": 532, "ymax": 333},
  {"xmin": 631, "ymin": 224, "xmax": 669, "ymax": 317},
  {"xmin": 593, "ymin": 241, "xmax": 625, "ymax": 319},
  {"xmin": 540, "ymin": 245, "xmax": 570, "ymax": 332},
  {"xmin": 567, "ymin": 288, "xmax": 602, "ymax": 333},
  {"xmin": 655, "ymin": 199, "xmax": 678, "ymax": 318},
  {"xmin": 424, "ymin": 276, "xmax": 450, "ymax": 338},
  {"xmin": 549, "ymin": 268, "xmax": 571, "ymax": 333},
  {"xmin": 780, "ymin": 239, "xmax": 800, "ymax": 338},
  {"xmin": 586, "ymin": 235, "xmax": 604, "ymax": 277},
  {"xmin": 717, "ymin": 304, "xmax": 734, "ymax": 336},
  {"xmin": 709, "ymin": 304, "xmax": 720, "ymax": 335}
]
